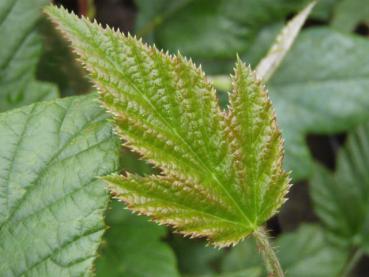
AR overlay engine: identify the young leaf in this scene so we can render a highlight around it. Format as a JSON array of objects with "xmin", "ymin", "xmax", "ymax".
[
  {"xmin": 311, "ymin": 121, "xmax": 369, "ymax": 252},
  {"xmin": 96, "ymin": 201, "xmax": 180, "ymax": 277},
  {"xmin": 0, "ymin": 0, "xmax": 58, "ymax": 112},
  {"xmin": 212, "ymin": 28, "xmax": 369, "ymax": 181},
  {"xmin": 255, "ymin": 1, "xmax": 315, "ymax": 81},
  {"xmin": 0, "ymin": 94, "xmax": 120, "ymax": 275},
  {"xmin": 45, "ymin": 6, "xmax": 290, "ymax": 247}
]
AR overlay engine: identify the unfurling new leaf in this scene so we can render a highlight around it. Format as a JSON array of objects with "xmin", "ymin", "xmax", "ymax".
[{"xmin": 45, "ymin": 6, "xmax": 291, "ymax": 247}]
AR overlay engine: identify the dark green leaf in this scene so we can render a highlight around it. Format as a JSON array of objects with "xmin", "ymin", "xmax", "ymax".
[
  {"xmin": 311, "ymin": 121, "xmax": 369, "ymax": 251},
  {"xmin": 37, "ymin": 18, "xmax": 92, "ymax": 97},
  {"xmin": 135, "ymin": 0, "xmax": 303, "ymax": 62},
  {"xmin": 269, "ymin": 28, "xmax": 369, "ymax": 180},
  {"xmin": 96, "ymin": 200, "xmax": 180, "ymax": 277},
  {"xmin": 171, "ymin": 237, "xmax": 224, "ymax": 275}
]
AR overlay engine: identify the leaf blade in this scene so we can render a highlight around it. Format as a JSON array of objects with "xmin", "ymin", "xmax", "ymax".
[
  {"xmin": 0, "ymin": 94, "xmax": 120, "ymax": 275},
  {"xmin": 311, "ymin": 121, "xmax": 369, "ymax": 251},
  {"xmin": 46, "ymin": 5, "xmax": 290, "ymax": 247}
]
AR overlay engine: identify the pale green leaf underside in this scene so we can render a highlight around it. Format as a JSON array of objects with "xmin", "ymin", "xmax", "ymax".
[
  {"xmin": 0, "ymin": 0, "xmax": 58, "ymax": 112},
  {"xmin": 95, "ymin": 200, "xmax": 179, "ymax": 277},
  {"xmin": 0, "ymin": 94, "xmax": 120, "ymax": 276},
  {"xmin": 255, "ymin": 1, "xmax": 315, "ymax": 82},
  {"xmin": 46, "ymin": 6, "xmax": 290, "ymax": 247},
  {"xmin": 311, "ymin": 121, "xmax": 369, "ymax": 251}
]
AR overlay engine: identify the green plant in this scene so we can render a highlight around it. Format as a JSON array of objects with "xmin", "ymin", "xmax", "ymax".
[
  {"xmin": 0, "ymin": 94, "xmax": 120, "ymax": 275},
  {"xmin": 137, "ymin": 0, "xmax": 369, "ymax": 182},
  {"xmin": 42, "ymin": 3, "xmax": 313, "ymax": 275},
  {"xmin": 3, "ymin": 0, "xmax": 369, "ymax": 276},
  {"xmin": 311, "ymin": 121, "xmax": 369, "ymax": 276},
  {"xmin": 0, "ymin": 0, "xmax": 58, "ymax": 112}
]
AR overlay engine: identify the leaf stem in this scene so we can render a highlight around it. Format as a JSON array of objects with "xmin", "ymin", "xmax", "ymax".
[
  {"xmin": 253, "ymin": 227, "xmax": 284, "ymax": 277},
  {"xmin": 339, "ymin": 248, "xmax": 363, "ymax": 277}
]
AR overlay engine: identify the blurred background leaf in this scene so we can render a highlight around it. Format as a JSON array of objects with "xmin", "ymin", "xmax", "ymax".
[
  {"xmin": 96, "ymin": 200, "xmax": 179, "ymax": 277},
  {"xmin": 220, "ymin": 225, "xmax": 347, "ymax": 277},
  {"xmin": 311, "ymin": 122, "xmax": 369, "ymax": 262},
  {"xmin": 331, "ymin": 0, "xmax": 369, "ymax": 32},
  {"xmin": 0, "ymin": 0, "xmax": 59, "ymax": 112},
  {"xmin": 269, "ymin": 28, "xmax": 369, "ymax": 180},
  {"xmin": 135, "ymin": 0, "xmax": 306, "ymax": 74},
  {"xmin": 36, "ymin": 18, "xmax": 92, "ymax": 97}
]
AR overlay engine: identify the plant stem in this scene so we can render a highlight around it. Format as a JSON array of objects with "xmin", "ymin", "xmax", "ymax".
[
  {"xmin": 339, "ymin": 248, "xmax": 363, "ymax": 277},
  {"xmin": 253, "ymin": 227, "xmax": 284, "ymax": 277}
]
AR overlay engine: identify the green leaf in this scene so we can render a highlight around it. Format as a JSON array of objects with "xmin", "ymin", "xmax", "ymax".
[
  {"xmin": 269, "ymin": 28, "xmax": 369, "ymax": 180},
  {"xmin": 212, "ymin": 28, "xmax": 369, "ymax": 181},
  {"xmin": 46, "ymin": 6, "xmax": 290, "ymax": 247},
  {"xmin": 196, "ymin": 268, "xmax": 262, "ymax": 277},
  {"xmin": 134, "ymin": 0, "xmax": 336, "ymax": 74},
  {"xmin": 135, "ymin": 0, "xmax": 311, "ymax": 73},
  {"xmin": 222, "ymin": 225, "xmax": 347, "ymax": 277},
  {"xmin": 332, "ymin": 0, "xmax": 369, "ymax": 32},
  {"xmin": 0, "ymin": 94, "xmax": 120, "ymax": 275},
  {"xmin": 311, "ymin": 121, "xmax": 369, "ymax": 252},
  {"xmin": 0, "ymin": 0, "xmax": 59, "ymax": 112},
  {"xmin": 37, "ymin": 18, "xmax": 92, "ymax": 97},
  {"xmin": 171, "ymin": 237, "xmax": 224, "ymax": 275},
  {"xmin": 276, "ymin": 225, "xmax": 347, "ymax": 277},
  {"xmin": 96, "ymin": 200, "xmax": 179, "ymax": 277},
  {"xmin": 221, "ymin": 238, "xmax": 262, "ymax": 273}
]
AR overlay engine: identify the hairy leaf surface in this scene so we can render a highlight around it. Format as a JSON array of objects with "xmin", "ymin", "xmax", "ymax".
[
  {"xmin": 311, "ymin": 121, "xmax": 369, "ymax": 252},
  {"xmin": 46, "ymin": 6, "xmax": 290, "ymax": 247},
  {"xmin": 96, "ymin": 200, "xmax": 179, "ymax": 277},
  {"xmin": 0, "ymin": 94, "xmax": 120, "ymax": 275},
  {"xmin": 0, "ymin": 0, "xmax": 58, "ymax": 112},
  {"xmin": 212, "ymin": 28, "xmax": 369, "ymax": 180}
]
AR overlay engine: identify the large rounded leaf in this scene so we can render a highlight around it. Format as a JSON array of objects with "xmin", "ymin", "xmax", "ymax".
[{"xmin": 0, "ymin": 94, "xmax": 120, "ymax": 276}]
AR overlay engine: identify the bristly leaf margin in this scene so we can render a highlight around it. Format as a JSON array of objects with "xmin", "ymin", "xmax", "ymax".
[{"xmin": 44, "ymin": 5, "xmax": 291, "ymax": 248}]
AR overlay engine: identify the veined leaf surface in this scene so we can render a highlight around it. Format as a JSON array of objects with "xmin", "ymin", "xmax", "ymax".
[
  {"xmin": 46, "ymin": 6, "xmax": 290, "ymax": 247},
  {"xmin": 0, "ymin": 94, "xmax": 120, "ymax": 275},
  {"xmin": 311, "ymin": 121, "xmax": 369, "ymax": 252}
]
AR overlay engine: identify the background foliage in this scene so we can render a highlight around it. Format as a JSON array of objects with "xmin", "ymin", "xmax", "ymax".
[{"xmin": 2, "ymin": 0, "xmax": 369, "ymax": 276}]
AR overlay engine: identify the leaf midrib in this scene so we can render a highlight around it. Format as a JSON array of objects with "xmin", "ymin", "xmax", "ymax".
[{"xmin": 60, "ymin": 18, "xmax": 255, "ymax": 228}]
